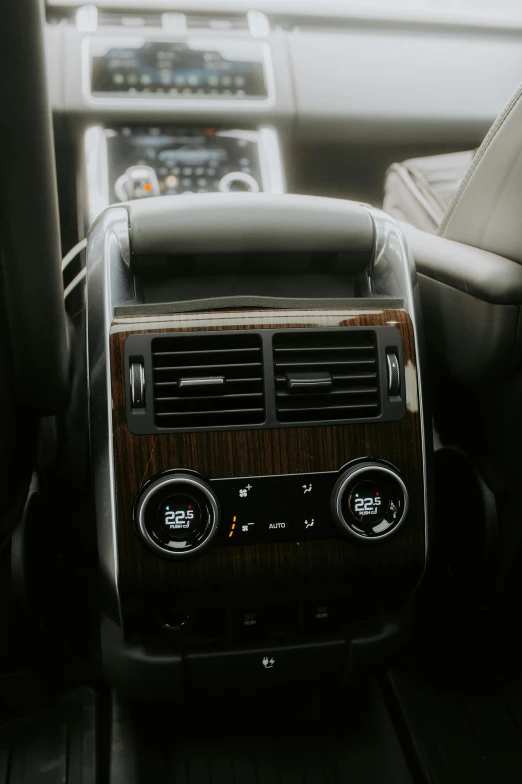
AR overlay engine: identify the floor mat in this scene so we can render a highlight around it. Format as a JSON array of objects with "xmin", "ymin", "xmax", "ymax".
[
  {"xmin": 0, "ymin": 688, "xmax": 96, "ymax": 784},
  {"xmin": 110, "ymin": 681, "xmax": 415, "ymax": 784},
  {"xmin": 388, "ymin": 665, "xmax": 522, "ymax": 784}
]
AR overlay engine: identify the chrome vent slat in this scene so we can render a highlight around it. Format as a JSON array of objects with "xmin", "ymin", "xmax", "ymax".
[
  {"xmin": 156, "ymin": 408, "xmax": 264, "ymax": 418},
  {"xmin": 274, "ymin": 359, "xmax": 376, "ymax": 369},
  {"xmin": 276, "ymin": 403, "xmax": 379, "ymax": 414},
  {"xmin": 156, "ymin": 377, "xmax": 263, "ymax": 387},
  {"xmin": 154, "ymin": 362, "xmax": 262, "ymax": 373},
  {"xmin": 152, "ymin": 334, "xmax": 265, "ymax": 429},
  {"xmin": 275, "ymin": 387, "xmax": 378, "ymax": 398},
  {"xmin": 274, "ymin": 345, "xmax": 372, "ymax": 353},
  {"xmin": 275, "ymin": 372, "xmax": 377, "ymax": 383},
  {"xmin": 153, "ymin": 347, "xmax": 260, "ymax": 358},
  {"xmin": 273, "ymin": 331, "xmax": 381, "ymax": 424},
  {"xmin": 155, "ymin": 392, "xmax": 264, "ymax": 403}
]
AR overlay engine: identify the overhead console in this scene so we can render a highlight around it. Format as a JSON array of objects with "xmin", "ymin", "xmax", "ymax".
[{"xmin": 86, "ymin": 194, "xmax": 429, "ymax": 700}]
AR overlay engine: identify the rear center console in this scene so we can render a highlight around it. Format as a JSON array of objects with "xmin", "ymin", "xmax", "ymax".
[{"xmin": 86, "ymin": 194, "xmax": 429, "ymax": 699}]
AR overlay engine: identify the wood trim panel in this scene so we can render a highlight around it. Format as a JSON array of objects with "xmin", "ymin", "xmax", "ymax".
[{"xmin": 109, "ymin": 308, "xmax": 425, "ymax": 620}]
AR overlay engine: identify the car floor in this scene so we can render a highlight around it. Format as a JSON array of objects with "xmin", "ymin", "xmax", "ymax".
[
  {"xmin": 107, "ymin": 680, "xmax": 414, "ymax": 784},
  {"xmin": 3, "ymin": 652, "xmax": 522, "ymax": 783}
]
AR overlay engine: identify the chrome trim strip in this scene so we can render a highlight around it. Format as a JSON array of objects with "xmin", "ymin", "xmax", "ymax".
[
  {"xmin": 258, "ymin": 126, "xmax": 286, "ymax": 194},
  {"xmin": 247, "ymin": 10, "xmax": 270, "ymax": 38},
  {"xmin": 366, "ymin": 206, "xmax": 430, "ymax": 565},
  {"xmin": 86, "ymin": 206, "xmax": 134, "ymax": 624},
  {"xmin": 81, "ymin": 35, "xmax": 276, "ymax": 109},
  {"xmin": 84, "ymin": 125, "xmax": 110, "ymax": 230},
  {"xmin": 76, "ymin": 4, "xmax": 98, "ymax": 32}
]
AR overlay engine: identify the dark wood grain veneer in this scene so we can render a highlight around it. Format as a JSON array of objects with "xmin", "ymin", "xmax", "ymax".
[{"xmin": 110, "ymin": 309, "xmax": 426, "ymax": 622}]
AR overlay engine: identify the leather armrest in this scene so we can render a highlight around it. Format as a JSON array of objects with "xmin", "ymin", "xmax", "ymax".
[{"xmin": 399, "ymin": 220, "xmax": 522, "ymax": 305}]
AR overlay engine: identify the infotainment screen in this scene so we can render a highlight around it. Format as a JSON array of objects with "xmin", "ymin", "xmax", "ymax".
[{"xmin": 89, "ymin": 39, "xmax": 269, "ymax": 99}]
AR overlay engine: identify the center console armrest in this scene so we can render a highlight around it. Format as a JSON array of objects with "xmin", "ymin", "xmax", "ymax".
[
  {"xmin": 399, "ymin": 220, "xmax": 522, "ymax": 305},
  {"xmin": 126, "ymin": 193, "xmax": 374, "ymax": 263},
  {"xmin": 399, "ymin": 219, "xmax": 522, "ymax": 383}
]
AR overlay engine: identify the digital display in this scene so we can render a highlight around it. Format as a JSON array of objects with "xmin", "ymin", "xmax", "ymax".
[
  {"xmin": 90, "ymin": 40, "xmax": 268, "ymax": 99},
  {"xmin": 347, "ymin": 480, "xmax": 389, "ymax": 525},
  {"xmin": 157, "ymin": 494, "xmax": 202, "ymax": 539}
]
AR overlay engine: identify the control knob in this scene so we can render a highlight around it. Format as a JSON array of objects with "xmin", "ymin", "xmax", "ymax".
[
  {"xmin": 330, "ymin": 461, "xmax": 409, "ymax": 542},
  {"xmin": 134, "ymin": 472, "xmax": 220, "ymax": 558},
  {"xmin": 115, "ymin": 165, "xmax": 161, "ymax": 201},
  {"xmin": 218, "ymin": 171, "xmax": 260, "ymax": 193}
]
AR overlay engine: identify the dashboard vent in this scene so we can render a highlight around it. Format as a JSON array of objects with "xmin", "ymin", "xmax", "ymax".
[
  {"xmin": 152, "ymin": 333, "xmax": 265, "ymax": 429},
  {"xmin": 273, "ymin": 331, "xmax": 380, "ymax": 424},
  {"xmin": 98, "ymin": 11, "xmax": 163, "ymax": 27},
  {"xmin": 186, "ymin": 14, "xmax": 249, "ymax": 31}
]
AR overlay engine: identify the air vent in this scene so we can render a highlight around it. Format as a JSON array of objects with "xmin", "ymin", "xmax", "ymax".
[
  {"xmin": 152, "ymin": 333, "xmax": 265, "ymax": 429},
  {"xmin": 186, "ymin": 14, "xmax": 249, "ymax": 31},
  {"xmin": 273, "ymin": 331, "xmax": 380, "ymax": 424},
  {"xmin": 98, "ymin": 11, "xmax": 163, "ymax": 28}
]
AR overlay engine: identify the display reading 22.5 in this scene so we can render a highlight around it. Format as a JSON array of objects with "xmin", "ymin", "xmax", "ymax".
[
  {"xmin": 165, "ymin": 509, "xmax": 194, "ymax": 528},
  {"xmin": 354, "ymin": 497, "xmax": 381, "ymax": 516}
]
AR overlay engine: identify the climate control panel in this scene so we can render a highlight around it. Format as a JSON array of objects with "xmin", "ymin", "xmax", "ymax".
[
  {"xmin": 106, "ymin": 125, "xmax": 265, "ymax": 203},
  {"xmin": 133, "ymin": 461, "xmax": 409, "ymax": 558}
]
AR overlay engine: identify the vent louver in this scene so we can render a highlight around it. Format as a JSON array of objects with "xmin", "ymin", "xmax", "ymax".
[
  {"xmin": 98, "ymin": 12, "xmax": 163, "ymax": 27},
  {"xmin": 186, "ymin": 14, "xmax": 249, "ymax": 30},
  {"xmin": 152, "ymin": 333, "xmax": 265, "ymax": 429},
  {"xmin": 273, "ymin": 331, "xmax": 380, "ymax": 424}
]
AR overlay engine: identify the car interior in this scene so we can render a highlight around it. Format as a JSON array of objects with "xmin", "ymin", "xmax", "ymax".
[{"xmin": 3, "ymin": 0, "xmax": 522, "ymax": 781}]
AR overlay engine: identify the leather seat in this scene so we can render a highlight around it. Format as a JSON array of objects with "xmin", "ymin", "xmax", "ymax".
[
  {"xmin": 383, "ymin": 82, "xmax": 522, "ymax": 264},
  {"xmin": 383, "ymin": 150, "xmax": 475, "ymax": 234}
]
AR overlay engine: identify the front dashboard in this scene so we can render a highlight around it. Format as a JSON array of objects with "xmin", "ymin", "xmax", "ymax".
[
  {"xmin": 54, "ymin": 1, "xmax": 522, "ymax": 233},
  {"xmin": 46, "ymin": 1, "xmax": 522, "ymax": 145},
  {"xmin": 49, "ymin": 0, "xmax": 522, "ymax": 238}
]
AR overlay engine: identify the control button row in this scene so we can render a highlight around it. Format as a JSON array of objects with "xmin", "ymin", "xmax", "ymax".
[
  {"xmin": 159, "ymin": 177, "xmax": 220, "ymax": 193},
  {"xmin": 222, "ymin": 512, "xmax": 331, "ymax": 545},
  {"xmin": 157, "ymin": 166, "xmax": 217, "ymax": 177},
  {"xmin": 133, "ymin": 463, "xmax": 410, "ymax": 558},
  {"xmin": 157, "ymin": 600, "xmax": 343, "ymax": 643},
  {"xmin": 234, "ymin": 600, "xmax": 343, "ymax": 639},
  {"xmin": 212, "ymin": 472, "xmax": 337, "ymax": 546}
]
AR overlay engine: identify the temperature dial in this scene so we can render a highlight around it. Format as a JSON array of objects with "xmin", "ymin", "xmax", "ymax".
[
  {"xmin": 134, "ymin": 473, "xmax": 220, "ymax": 558},
  {"xmin": 331, "ymin": 462, "xmax": 408, "ymax": 542}
]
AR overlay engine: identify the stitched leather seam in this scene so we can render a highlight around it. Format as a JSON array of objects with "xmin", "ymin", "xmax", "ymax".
[{"xmin": 386, "ymin": 163, "xmax": 442, "ymax": 227}]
